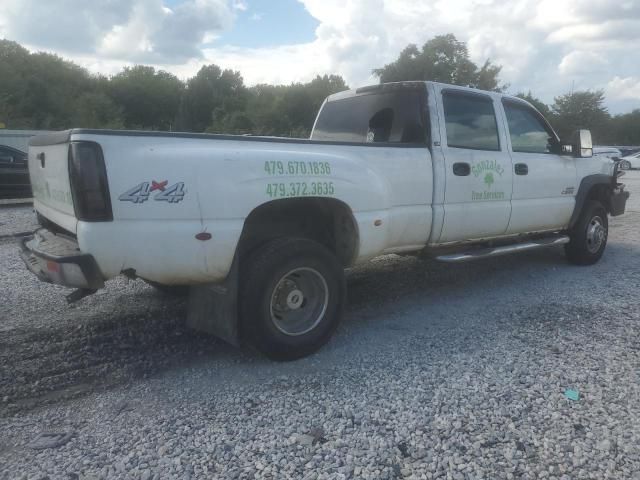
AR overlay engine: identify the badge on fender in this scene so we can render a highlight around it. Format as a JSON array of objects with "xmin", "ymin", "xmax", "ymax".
[{"xmin": 119, "ymin": 180, "xmax": 185, "ymax": 203}]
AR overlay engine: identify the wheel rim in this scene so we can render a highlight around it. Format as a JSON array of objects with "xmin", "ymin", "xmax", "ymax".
[
  {"xmin": 621, "ymin": 161, "xmax": 630, "ymax": 170},
  {"xmin": 269, "ymin": 267, "xmax": 329, "ymax": 336},
  {"xmin": 586, "ymin": 215, "xmax": 606, "ymax": 254}
]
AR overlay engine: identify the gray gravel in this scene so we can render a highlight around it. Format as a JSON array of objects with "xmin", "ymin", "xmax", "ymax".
[
  {"xmin": 0, "ymin": 204, "xmax": 38, "ymax": 238},
  {"xmin": 1, "ymin": 172, "xmax": 639, "ymax": 479}
]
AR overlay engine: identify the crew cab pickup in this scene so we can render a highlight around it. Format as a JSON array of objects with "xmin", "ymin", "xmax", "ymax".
[{"xmin": 22, "ymin": 81, "xmax": 629, "ymax": 360}]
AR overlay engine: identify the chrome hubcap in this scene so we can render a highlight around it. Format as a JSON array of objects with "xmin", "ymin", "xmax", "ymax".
[
  {"xmin": 586, "ymin": 215, "xmax": 606, "ymax": 254},
  {"xmin": 270, "ymin": 267, "xmax": 329, "ymax": 336}
]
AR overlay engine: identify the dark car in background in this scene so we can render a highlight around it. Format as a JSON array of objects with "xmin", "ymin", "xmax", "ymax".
[{"xmin": 0, "ymin": 145, "xmax": 31, "ymax": 199}]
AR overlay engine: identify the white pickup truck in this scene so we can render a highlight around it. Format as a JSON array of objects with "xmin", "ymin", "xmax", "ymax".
[{"xmin": 21, "ymin": 81, "xmax": 629, "ymax": 360}]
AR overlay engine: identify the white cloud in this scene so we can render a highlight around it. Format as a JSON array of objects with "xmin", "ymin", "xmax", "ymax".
[
  {"xmin": 0, "ymin": 0, "xmax": 234, "ymax": 63},
  {"xmin": 1, "ymin": 0, "xmax": 639, "ymax": 113},
  {"xmin": 558, "ymin": 51, "xmax": 608, "ymax": 76},
  {"xmin": 232, "ymin": 0, "xmax": 248, "ymax": 11},
  {"xmin": 607, "ymin": 76, "xmax": 640, "ymax": 100}
]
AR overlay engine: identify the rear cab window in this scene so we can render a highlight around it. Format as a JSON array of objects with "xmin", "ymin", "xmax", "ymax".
[
  {"xmin": 311, "ymin": 84, "xmax": 428, "ymax": 145},
  {"xmin": 442, "ymin": 91, "xmax": 500, "ymax": 151}
]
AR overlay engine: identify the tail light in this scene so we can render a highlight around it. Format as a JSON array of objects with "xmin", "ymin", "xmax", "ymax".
[{"xmin": 68, "ymin": 142, "xmax": 113, "ymax": 221}]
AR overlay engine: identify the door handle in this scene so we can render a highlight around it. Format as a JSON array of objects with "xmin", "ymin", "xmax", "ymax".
[
  {"xmin": 453, "ymin": 162, "xmax": 471, "ymax": 176},
  {"xmin": 515, "ymin": 163, "xmax": 528, "ymax": 175}
]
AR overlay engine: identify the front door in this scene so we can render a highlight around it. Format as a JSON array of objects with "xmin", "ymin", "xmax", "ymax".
[
  {"xmin": 436, "ymin": 87, "xmax": 513, "ymax": 243},
  {"xmin": 500, "ymin": 99, "xmax": 577, "ymax": 234}
]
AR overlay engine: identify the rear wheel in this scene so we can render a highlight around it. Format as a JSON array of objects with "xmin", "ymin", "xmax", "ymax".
[
  {"xmin": 565, "ymin": 200, "xmax": 608, "ymax": 265},
  {"xmin": 619, "ymin": 160, "xmax": 631, "ymax": 170},
  {"xmin": 239, "ymin": 237, "xmax": 345, "ymax": 361}
]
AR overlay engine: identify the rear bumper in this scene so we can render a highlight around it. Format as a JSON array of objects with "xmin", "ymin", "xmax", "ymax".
[{"xmin": 20, "ymin": 229, "xmax": 104, "ymax": 289}]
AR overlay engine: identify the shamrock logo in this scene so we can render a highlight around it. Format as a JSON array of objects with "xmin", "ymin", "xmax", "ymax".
[{"xmin": 484, "ymin": 172, "xmax": 494, "ymax": 189}]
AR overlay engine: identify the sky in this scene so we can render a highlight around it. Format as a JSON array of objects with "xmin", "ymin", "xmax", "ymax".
[{"xmin": 0, "ymin": 0, "xmax": 639, "ymax": 114}]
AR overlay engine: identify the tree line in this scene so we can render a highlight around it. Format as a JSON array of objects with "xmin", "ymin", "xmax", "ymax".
[{"xmin": 1, "ymin": 36, "xmax": 638, "ymax": 144}]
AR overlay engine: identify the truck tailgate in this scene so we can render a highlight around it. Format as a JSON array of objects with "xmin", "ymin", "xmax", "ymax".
[{"xmin": 28, "ymin": 140, "xmax": 77, "ymax": 234}]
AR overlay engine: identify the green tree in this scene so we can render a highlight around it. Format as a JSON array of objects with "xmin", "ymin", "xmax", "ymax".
[
  {"xmin": 550, "ymin": 90, "xmax": 610, "ymax": 142},
  {"xmin": 243, "ymin": 84, "xmax": 290, "ymax": 136},
  {"xmin": 0, "ymin": 40, "xmax": 96, "ymax": 128},
  {"xmin": 516, "ymin": 91, "xmax": 551, "ymax": 117},
  {"xmin": 237, "ymin": 75, "xmax": 347, "ymax": 138},
  {"xmin": 109, "ymin": 66, "xmax": 183, "ymax": 130},
  {"xmin": 373, "ymin": 34, "xmax": 505, "ymax": 91},
  {"xmin": 0, "ymin": 40, "xmax": 31, "ymax": 127},
  {"xmin": 177, "ymin": 65, "xmax": 248, "ymax": 132},
  {"xmin": 607, "ymin": 110, "xmax": 640, "ymax": 145},
  {"xmin": 70, "ymin": 92, "xmax": 124, "ymax": 129}
]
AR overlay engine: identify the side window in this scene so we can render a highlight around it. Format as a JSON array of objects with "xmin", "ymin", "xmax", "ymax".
[
  {"xmin": 503, "ymin": 101, "xmax": 556, "ymax": 154},
  {"xmin": 311, "ymin": 89, "xmax": 428, "ymax": 144},
  {"xmin": 442, "ymin": 92, "xmax": 500, "ymax": 151}
]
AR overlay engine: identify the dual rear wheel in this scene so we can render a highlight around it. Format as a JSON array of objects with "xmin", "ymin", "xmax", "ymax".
[{"xmin": 239, "ymin": 238, "xmax": 345, "ymax": 361}]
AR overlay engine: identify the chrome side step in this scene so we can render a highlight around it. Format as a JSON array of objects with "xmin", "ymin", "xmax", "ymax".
[{"xmin": 435, "ymin": 236, "xmax": 570, "ymax": 263}]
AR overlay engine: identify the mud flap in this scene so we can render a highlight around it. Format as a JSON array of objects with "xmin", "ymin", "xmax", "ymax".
[
  {"xmin": 610, "ymin": 187, "xmax": 630, "ymax": 216},
  {"xmin": 186, "ymin": 256, "xmax": 240, "ymax": 346}
]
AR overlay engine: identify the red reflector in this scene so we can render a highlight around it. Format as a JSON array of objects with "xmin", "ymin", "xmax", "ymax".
[
  {"xmin": 195, "ymin": 232, "xmax": 212, "ymax": 241},
  {"xmin": 46, "ymin": 261, "xmax": 60, "ymax": 272}
]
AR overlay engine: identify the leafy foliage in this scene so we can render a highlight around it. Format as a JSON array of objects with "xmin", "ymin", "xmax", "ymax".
[
  {"xmin": 0, "ymin": 37, "xmax": 638, "ymax": 144},
  {"xmin": 550, "ymin": 90, "xmax": 610, "ymax": 142},
  {"xmin": 109, "ymin": 66, "xmax": 184, "ymax": 130},
  {"xmin": 516, "ymin": 91, "xmax": 551, "ymax": 117},
  {"xmin": 373, "ymin": 34, "xmax": 505, "ymax": 91}
]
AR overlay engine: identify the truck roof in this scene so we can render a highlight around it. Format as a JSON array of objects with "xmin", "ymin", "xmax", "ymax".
[{"xmin": 326, "ymin": 81, "xmax": 529, "ymax": 108}]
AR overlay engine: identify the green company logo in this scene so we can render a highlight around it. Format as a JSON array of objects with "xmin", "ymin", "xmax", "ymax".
[
  {"xmin": 484, "ymin": 172, "xmax": 494, "ymax": 189},
  {"xmin": 472, "ymin": 160, "xmax": 505, "ymax": 201}
]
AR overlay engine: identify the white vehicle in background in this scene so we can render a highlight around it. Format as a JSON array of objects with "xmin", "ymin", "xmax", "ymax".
[
  {"xmin": 21, "ymin": 81, "xmax": 630, "ymax": 360},
  {"xmin": 593, "ymin": 146, "xmax": 622, "ymax": 160},
  {"xmin": 619, "ymin": 151, "xmax": 640, "ymax": 170}
]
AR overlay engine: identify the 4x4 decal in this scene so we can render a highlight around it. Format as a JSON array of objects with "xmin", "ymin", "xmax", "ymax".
[{"xmin": 119, "ymin": 180, "xmax": 185, "ymax": 204}]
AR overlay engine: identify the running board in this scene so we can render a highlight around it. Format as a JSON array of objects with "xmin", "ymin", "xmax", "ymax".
[{"xmin": 435, "ymin": 236, "xmax": 570, "ymax": 263}]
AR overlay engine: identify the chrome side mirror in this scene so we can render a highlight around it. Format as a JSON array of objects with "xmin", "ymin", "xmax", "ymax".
[{"xmin": 572, "ymin": 129, "xmax": 593, "ymax": 158}]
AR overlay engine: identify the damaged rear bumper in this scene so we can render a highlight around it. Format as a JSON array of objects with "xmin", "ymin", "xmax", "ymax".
[{"xmin": 20, "ymin": 229, "xmax": 104, "ymax": 290}]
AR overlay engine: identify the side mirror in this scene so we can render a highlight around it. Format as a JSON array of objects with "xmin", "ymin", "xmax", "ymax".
[{"xmin": 572, "ymin": 129, "xmax": 592, "ymax": 158}]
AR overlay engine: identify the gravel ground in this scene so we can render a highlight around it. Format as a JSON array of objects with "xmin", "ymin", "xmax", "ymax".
[
  {"xmin": 1, "ymin": 172, "xmax": 639, "ymax": 480},
  {"xmin": 0, "ymin": 204, "xmax": 37, "ymax": 238}
]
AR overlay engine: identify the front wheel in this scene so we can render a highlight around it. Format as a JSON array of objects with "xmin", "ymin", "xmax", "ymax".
[
  {"xmin": 239, "ymin": 238, "xmax": 346, "ymax": 361},
  {"xmin": 565, "ymin": 200, "xmax": 608, "ymax": 265}
]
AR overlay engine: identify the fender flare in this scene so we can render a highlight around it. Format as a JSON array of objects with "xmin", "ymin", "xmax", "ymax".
[{"xmin": 568, "ymin": 174, "xmax": 612, "ymax": 229}]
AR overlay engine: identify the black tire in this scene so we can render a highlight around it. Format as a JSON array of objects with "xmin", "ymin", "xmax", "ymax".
[
  {"xmin": 239, "ymin": 237, "xmax": 345, "ymax": 361},
  {"xmin": 144, "ymin": 280, "xmax": 189, "ymax": 296},
  {"xmin": 619, "ymin": 160, "xmax": 631, "ymax": 170},
  {"xmin": 565, "ymin": 200, "xmax": 608, "ymax": 265}
]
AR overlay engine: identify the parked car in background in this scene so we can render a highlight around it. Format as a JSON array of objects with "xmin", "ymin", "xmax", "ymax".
[
  {"xmin": 0, "ymin": 145, "xmax": 31, "ymax": 199},
  {"xmin": 619, "ymin": 151, "xmax": 640, "ymax": 170},
  {"xmin": 593, "ymin": 146, "xmax": 622, "ymax": 160}
]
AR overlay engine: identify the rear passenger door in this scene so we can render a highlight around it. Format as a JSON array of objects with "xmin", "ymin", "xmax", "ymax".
[
  {"xmin": 435, "ymin": 87, "xmax": 513, "ymax": 243},
  {"xmin": 501, "ymin": 99, "xmax": 577, "ymax": 234}
]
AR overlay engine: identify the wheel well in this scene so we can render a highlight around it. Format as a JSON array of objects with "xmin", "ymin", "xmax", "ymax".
[
  {"xmin": 237, "ymin": 198, "xmax": 359, "ymax": 267},
  {"xmin": 586, "ymin": 183, "xmax": 612, "ymax": 212}
]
